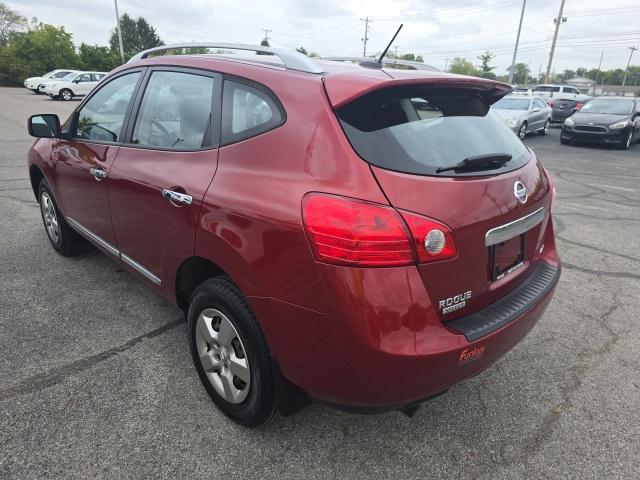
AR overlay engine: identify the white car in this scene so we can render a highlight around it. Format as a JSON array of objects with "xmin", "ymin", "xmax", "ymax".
[
  {"xmin": 532, "ymin": 84, "xmax": 591, "ymax": 103},
  {"xmin": 41, "ymin": 71, "xmax": 108, "ymax": 101},
  {"xmin": 23, "ymin": 69, "xmax": 80, "ymax": 94}
]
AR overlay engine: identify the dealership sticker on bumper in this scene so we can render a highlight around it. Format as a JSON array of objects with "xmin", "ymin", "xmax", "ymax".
[{"xmin": 459, "ymin": 346, "xmax": 486, "ymax": 365}]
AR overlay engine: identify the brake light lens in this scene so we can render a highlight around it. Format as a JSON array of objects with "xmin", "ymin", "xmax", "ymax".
[
  {"xmin": 575, "ymin": 102, "xmax": 583, "ymax": 110},
  {"xmin": 400, "ymin": 211, "xmax": 457, "ymax": 263},
  {"xmin": 302, "ymin": 194, "xmax": 413, "ymax": 267}
]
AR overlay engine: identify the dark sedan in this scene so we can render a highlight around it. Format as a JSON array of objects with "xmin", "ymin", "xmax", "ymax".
[
  {"xmin": 561, "ymin": 97, "xmax": 640, "ymax": 150},
  {"xmin": 551, "ymin": 98, "xmax": 586, "ymax": 123}
]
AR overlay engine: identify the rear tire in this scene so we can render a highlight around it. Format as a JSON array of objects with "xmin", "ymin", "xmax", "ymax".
[
  {"xmin": 538, "ymin": 119, "xmax": 550, "ymax": 135},
  {"xmin": 187, "ymin": 276, "xmax": 277, "ymax": 427},
  {"xmin": 59, "ymin": 88, "xmax": 73, "ymax": 101},
  {"xmin": 38, "ymin": 179, "xmax": 85, "ymax": 256}
]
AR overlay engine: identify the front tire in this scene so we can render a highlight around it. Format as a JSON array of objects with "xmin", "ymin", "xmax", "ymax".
[
  {"xmin": 38, "ymin": 180, "xmax": 85, "ymax": 256},
  {"xmin": 59, "ymin": 88, "xmax": 73, "ymax": 101},
  {"xmin": 187, "ymin": 276, "xmax": 277, "ymax": 427},
  {"xmin": 538, "ymin": 119, "xmax": 550, "ymax": 135},
  {"xmin": 618, "ymin": 130, "xmax": 633, "ymax": 150},
  {"xmin": 518, "ymin": 121, "xmax": 528, "ymax": 139}
]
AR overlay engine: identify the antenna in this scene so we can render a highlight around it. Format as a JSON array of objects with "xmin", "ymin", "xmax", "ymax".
[{"xmin": 377, "ymin": 24, "xmax": 403, "ymax": 65}]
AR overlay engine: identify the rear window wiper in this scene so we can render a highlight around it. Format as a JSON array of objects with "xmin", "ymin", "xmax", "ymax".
[{"xmin": 435, "ymin": 153, "xmax": 512, "ymax": 174}]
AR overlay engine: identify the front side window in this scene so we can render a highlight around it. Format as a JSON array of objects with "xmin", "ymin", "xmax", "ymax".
[
  {"xmin": 75, "ymin": 72, "xmax": 141, "ymax": 142},
  {"xmin": 132, "ymin": 71, "xmax": 214, "ymax": 150},
  {"xmin": 75, "ymin": 74, "xmax": 92, "ymax": 83},
  {"xmin": 221, "ymin": 80, "xmax": 283, "ymax": 144},
  {"xmin": 52, "ymin": 71, "xmax": 72, "ymax": 79},
  {"xmin": 337, "ymin": 87, "xmax": 531, "ymax": 177}
]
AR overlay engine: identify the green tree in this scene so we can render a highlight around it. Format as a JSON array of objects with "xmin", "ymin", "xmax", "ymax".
[
  {"xmin": 0, "ymin": 2, "xmax": 26, "ymax": 46},
  {"xmin": 109, "ymin": 13, "xmax": 163, "ymax": 60},
  {"xmin": 449, "ymin": 57, "xmax": 478, "ymax": 76},
  {"xmin": 296, "ymin": 46, "xmax": 307, "ymax": 55},
  {"xmin": 507, "ymin": 62, "xmax": 530, "ymax": 84},
  {"xmin": 78, "ymin": 43, "xmax": 121, "ymax": 71},
  {"xmin": 0, "ymin": 22, "xmax": 77, "ymax": 86},
  {"xmin": 477, "ymin": 51, "xmax": 496, "ymax": 79}
]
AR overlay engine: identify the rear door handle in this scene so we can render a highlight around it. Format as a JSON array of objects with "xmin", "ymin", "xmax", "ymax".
[
  {"xmin": 89, "ymin": 167, "xmax": 107, "ymax": 180},
  {"xmin": 162, "ymin": 189, "xmax": 192, "ymax": 206}
]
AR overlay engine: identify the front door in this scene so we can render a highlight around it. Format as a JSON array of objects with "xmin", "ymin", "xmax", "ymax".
[
  {"xmin": 108, "ymin": 68, "xmax": 220, "ymax": 289},
  {"xmin": 51, "ymin": 70, "xmax": 143, "ymax": 251}
]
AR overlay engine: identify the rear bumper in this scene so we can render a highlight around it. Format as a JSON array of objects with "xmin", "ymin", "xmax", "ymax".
[
  {"xmin": 551, "ymin": 110, "xmax": 573, "ymax": 122},
  {"xmin": 252, "ymin": 220, "xmax": 560, "ymax": 409},
  {"xmin": 561, "ymin": 126, "xmax": 629, "ymax": 145}
]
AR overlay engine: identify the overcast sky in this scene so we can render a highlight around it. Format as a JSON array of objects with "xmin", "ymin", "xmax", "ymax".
[{"xmin": 8, "ymin": 0, "xmax": 640, "ymax": 74}]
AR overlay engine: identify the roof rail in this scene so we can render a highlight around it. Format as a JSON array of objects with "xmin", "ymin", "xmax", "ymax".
[
  {"xmin": 322, "ymin": 56, "xmax": 440, "ymax": 72},
  {"xmin": 127, "ymin": 43, "xmax": 324, "ymax": 74}
]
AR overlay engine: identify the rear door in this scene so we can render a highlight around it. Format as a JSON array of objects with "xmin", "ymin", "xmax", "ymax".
[
  {"xmin": 333, "ymin": 84, "xmax": 551, "ymax": 320},
  {"xmin": 107, "ymin": 67, "xmax": 221, "ymax": 290}
]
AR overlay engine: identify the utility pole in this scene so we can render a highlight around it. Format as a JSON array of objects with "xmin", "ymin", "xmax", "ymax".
[
  {"xmin": 622, "ymin": 46, "xmax": 637, "ymax": 86},
  {"xmin": 594, "ymin": 50, "xmax": 603, "ymax": 95},
  {"xmin": 545, "ymin": 0, "xmax": 567, "ymax": 83},
  {"xmin": 360, "ymin": 17, "xmax": 371, "ymax": 57},
  {"xmin": 261, "ymin": 28, "xmax": 272, "ymax": 44},
  {"xmin": 444, "ymin": 57, "xmax": 449, "ymax": 72},
  {"xmin": 113, "ymin": 0, "xmax": 125, "ymax": 62},
  {"xmin": 508, "ymin": 0, "xmax": 527, "ymax": 85}
]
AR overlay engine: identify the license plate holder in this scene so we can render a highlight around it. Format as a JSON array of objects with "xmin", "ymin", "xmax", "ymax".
[{"xmin": 489, "ymin": 235, "xmax": 525, "ymax": 281}]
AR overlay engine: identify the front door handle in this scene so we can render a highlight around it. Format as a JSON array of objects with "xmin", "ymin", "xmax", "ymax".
[
  {"xmin": 89, "ymin": 167, "xmax": 107, "ymax": 180},
  {"xmin": 162, "ymin": 189, "xmax": 192, "ymax": 206}
]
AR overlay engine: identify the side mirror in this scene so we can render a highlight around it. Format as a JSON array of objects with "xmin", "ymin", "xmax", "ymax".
[
  {"xmin": 28, "ymin": 114, "xmax": 60, "ymax": 138},
  {"xmin": 73, "ymin": 79, "xmax": 80, "ymax": 84}
]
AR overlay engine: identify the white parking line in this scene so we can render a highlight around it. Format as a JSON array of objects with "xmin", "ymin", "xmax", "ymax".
[{"xmin": 586, "ymin": 183, "xmax": 636, "ymax": 192}]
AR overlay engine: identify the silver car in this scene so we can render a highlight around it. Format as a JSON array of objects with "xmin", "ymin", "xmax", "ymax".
[{"xmin": 492, "ymin": 95, "xmax": 552, "ymax": 139}]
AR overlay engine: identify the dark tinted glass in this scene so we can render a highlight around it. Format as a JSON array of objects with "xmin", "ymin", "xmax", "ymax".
[{"xmin": 337, "ymin": 87, "xmax": 531, "ymax": 177}]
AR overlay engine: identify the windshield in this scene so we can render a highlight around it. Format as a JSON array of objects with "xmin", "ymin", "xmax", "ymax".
[
  {"xmin": 59, "ymin": 73, "xmax": 77, "ymax": 81},
  {"xmin": 580, "ymin": 99, "xmax": 634, "ymax": 115},
  {"xmin": 493, "ymin": 97, "xmax": 530, "ymax": 110},
  {"xmin": 337, "ymin": 87, "xmax": 531, "ymax": 177}
]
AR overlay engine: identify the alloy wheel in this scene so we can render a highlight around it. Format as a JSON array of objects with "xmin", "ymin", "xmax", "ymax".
[
  {"xmin": 195, "ymin": 308, "xmax": 251, "ymax": 404},
  {"xmin": 518, "ymin": 123, "xmax": 527, "ymax": 139},
  {"xmin": 544, "ymin": 120, "xmax": 550, "ymax": 134},
  {"xmin": 40, "ymin": 191, "xmax": 60, "ymax": 244},
  {"xmin": 626, "ymin": 131, "xmax": 632, "ymax": 149},
  {"xmin": 61, "ymin": 90, "xmax": 72, "ymax": 101}
]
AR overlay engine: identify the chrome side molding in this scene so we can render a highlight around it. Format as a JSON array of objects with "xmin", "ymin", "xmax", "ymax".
[
  {"xmin": 485, "ymin": 207, "xmax": 545, "ymax": 247},
  {"xmin": 67, "ymin": 217, "xmax": 120, "ymax": 256},
  {"xmin": 121, "ymin": 253, "xmax": 162, "ymax": 286},
  {"xmin": 66, "ymin": 217, "xmax": 161, "ymax": 286}
]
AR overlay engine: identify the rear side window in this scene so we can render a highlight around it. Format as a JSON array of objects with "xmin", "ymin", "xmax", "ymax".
[
  {"xmin": 221, "ymin": 80, "xmax": 283, "ymax": 144},
  {"xmin": 132, "ymin": 71, "xmax": 215, "ymax": 150},
  {"xmin": 337, "ymin": 87, "xmax": 531, "ymax": 177}
]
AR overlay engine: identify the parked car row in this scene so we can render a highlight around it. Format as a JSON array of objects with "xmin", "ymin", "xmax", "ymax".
[
  {"xmin": 24, "ymin": 70, "xmax": 107, "ymax": 101},
  {"xmin": 493, "ymin": 92, "xmax": 639, "ymax": 150}
]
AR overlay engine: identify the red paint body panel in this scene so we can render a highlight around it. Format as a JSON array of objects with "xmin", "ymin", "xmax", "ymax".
[
  {"xmin": 27, "ymin": 54, "xmax": 561, "ymax": 409},
  {"xmin": 50, "ymin": 139, "xmax": 119, "ymax": 246}
]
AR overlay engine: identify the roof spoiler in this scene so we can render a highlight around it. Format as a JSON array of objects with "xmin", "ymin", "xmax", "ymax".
[{"xmin": 127, "ymin": 42, "xmax": 324, "ymax": 74}]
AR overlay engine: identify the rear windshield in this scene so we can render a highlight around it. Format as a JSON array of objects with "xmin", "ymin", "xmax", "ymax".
[
  {"xmin": 337, "ymin": 86, "xmax": 531, "ymax": 176},
  {"xmin": 493, "ymin": 97, "xmax": 531, "ymax": 110},
  {"xmin": 534, "ymin": 86, "xmax": 560, "ymax": 92}
]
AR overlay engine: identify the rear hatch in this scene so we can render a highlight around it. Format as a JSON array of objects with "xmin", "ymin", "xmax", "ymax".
[{"xmin": 326, "ymin": 73, "xmax": 551, "ymax": 320}]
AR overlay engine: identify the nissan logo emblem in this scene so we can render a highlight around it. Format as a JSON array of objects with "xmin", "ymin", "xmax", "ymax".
[{"xmin": 514, "ymin": 181, "xmax": 528, "ymax": 204}]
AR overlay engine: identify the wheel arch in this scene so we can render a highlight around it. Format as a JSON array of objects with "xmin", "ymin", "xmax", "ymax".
[
  {"xmin": 29, "ymin": 164, "xmax": 45, "ymax": 200},
  {"xmin": 175, "ymin": 256, "xmax": 228, "ymax": 312}
]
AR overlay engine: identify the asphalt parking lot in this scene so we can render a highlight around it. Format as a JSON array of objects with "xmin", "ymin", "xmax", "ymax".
[{"xmin": 1, "ymin": 86, "xmax": 639, "ymax": 479}]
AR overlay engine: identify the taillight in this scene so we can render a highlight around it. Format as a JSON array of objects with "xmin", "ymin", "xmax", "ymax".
[
  {"xmin": 547, "ymin": 100, "xmax": 554, "ymax": 107},
  {"xmin": 302, "ymin": 194, "xmax": 413, "ymax": 267},
  {"xmin": 302, "ymin": 193, "xmax": 457, "ymax": 266},
  {"xmin": 575, "ymin": 102, "xmax": 583, "ymax": 110},
  {"xmin": 400, "ymin": 211, "xmax": 457, "ymax": 263}
]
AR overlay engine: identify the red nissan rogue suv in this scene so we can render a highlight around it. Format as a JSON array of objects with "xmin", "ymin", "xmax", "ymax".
[{"xmin": 27, "ymin": 43, "xmax": 560, "ymax": 426}]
